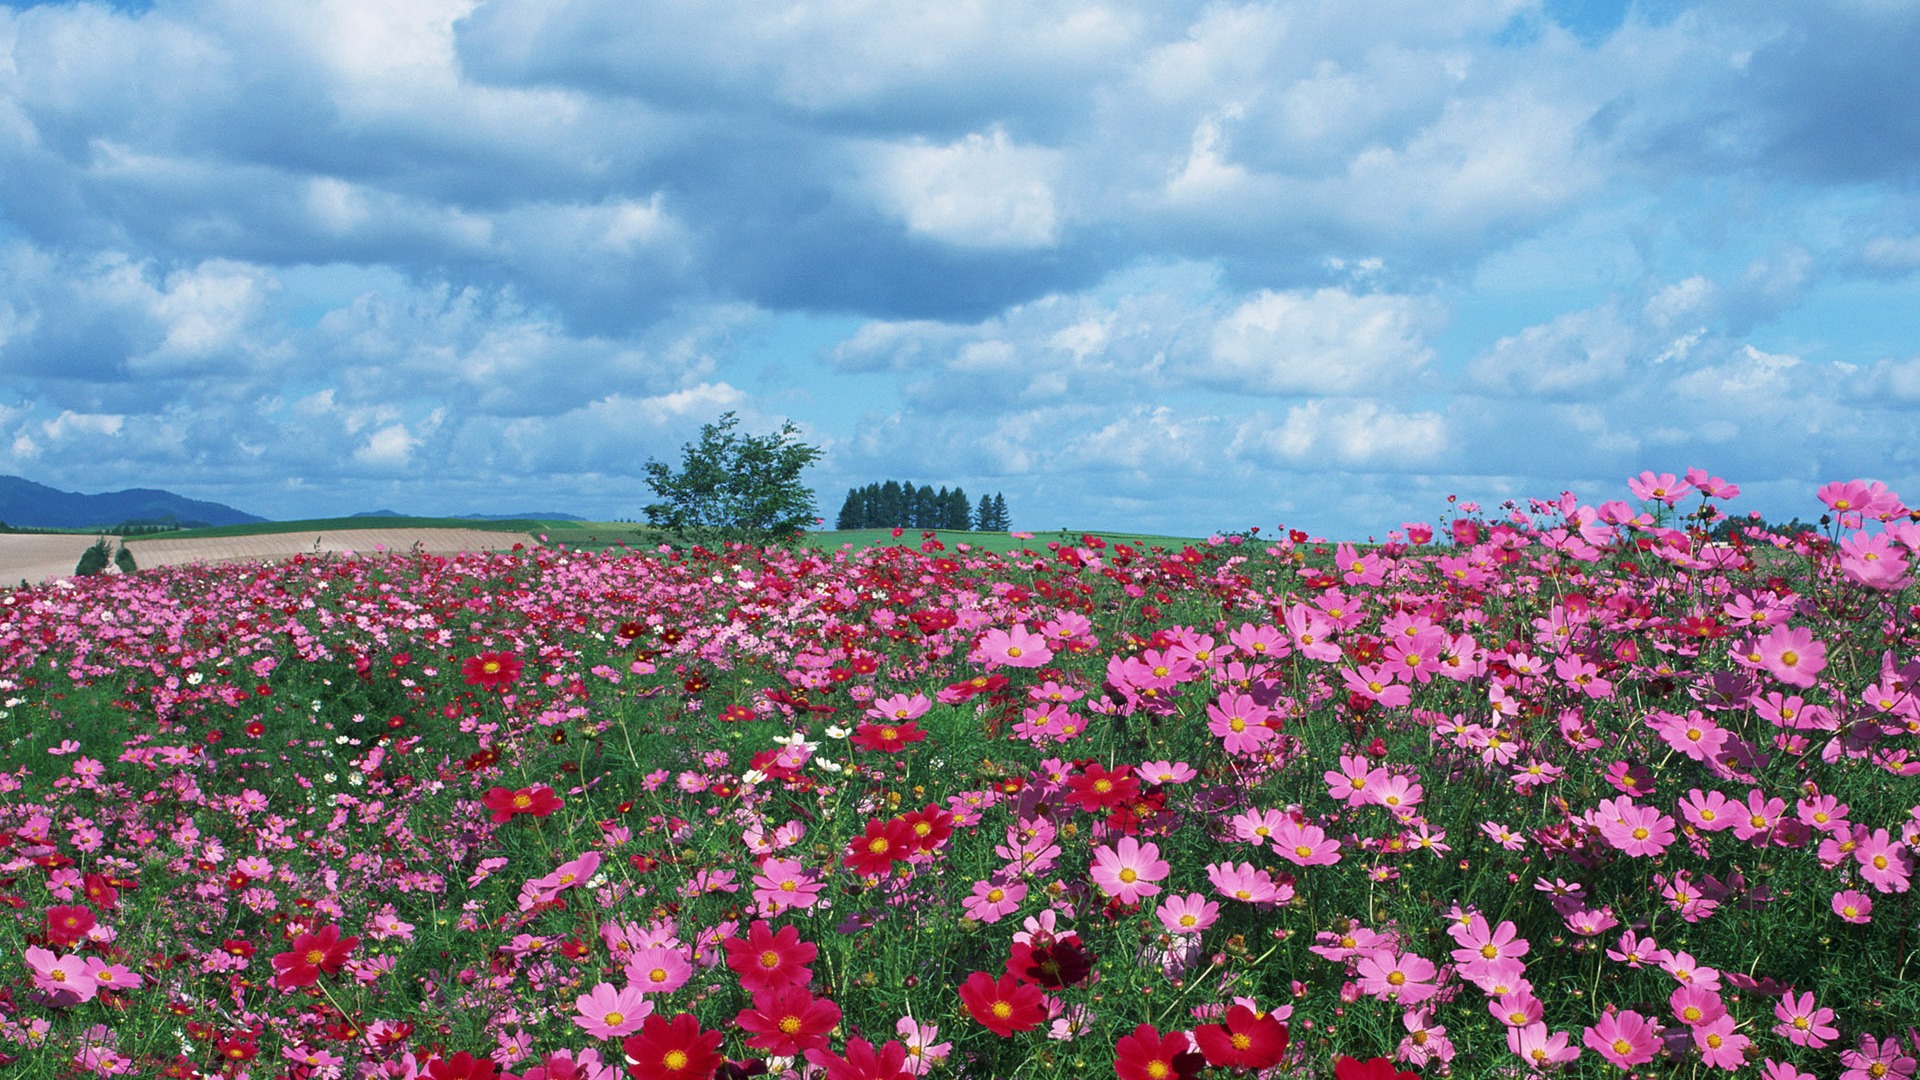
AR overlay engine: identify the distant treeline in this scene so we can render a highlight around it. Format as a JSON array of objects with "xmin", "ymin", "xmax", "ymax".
[
  {"xmin": 0, "ymin": 517, "xmax": 195, "ymax": 536},
  {"xmin": 835, "ymin": 481, "xmax": 1010, "ymax": 531}
]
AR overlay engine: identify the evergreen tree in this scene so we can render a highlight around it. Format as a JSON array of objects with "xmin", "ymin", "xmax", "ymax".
[
  {"xmin": 113, "ymin": 543, "xmax": 137, "ymax": 574},
  {"xmin": 878, "ymin": 480, "xmax": 904, "ymax": 528},
  {"xmin": 914, "ymin": 484, "xmax": 936, "ymax": 528},
  {"xmin": 945, "ymin": 487, "xmax": 970, "ymax": 530},
  {"xmin": 988, "ymin": 493, "xmax": 1011, "ymax": 531},
  {"xmin": 974, "ymin": 493, "xmax": 994, "ymax": 531},
  {"xmin": 836, "ymin": 488, "xmax": 865, "ymax": 530}
]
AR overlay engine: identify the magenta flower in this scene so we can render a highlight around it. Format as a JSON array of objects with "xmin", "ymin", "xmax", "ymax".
[
  {"xmin": 1773, "ymin": 989, "xmax": 1839, "ymax": 1048},
  {"xmin": 961, "ymin": 877, "xmax": 1027, "ymax": 923},
  {"xmin": 1856, "ymin": 828, "xmax": 1914, "ymax": 893},
  {"xmin": 1583, "ymin": 1009, "xmax": 1659, "ymax": 1068},
  {"xmin": 24, "ymin": 946, "xmax": 97, "ymax": 1004},
  {"xmin": 1205, "ymin": 861, "xmax": 1283, "ymax": 906},
  {"xmin": 752, "ymin": 856, "xmax": 824, "ymax": 915},
  {"xmin": 1834, "ymin": 889, "xmax": 1876, "ymax": 923},
  {"xmin": 1206, "ymin": 691, "xmax": 1277, "ymax": 755},
  {"xmin": 573, "ymin": 981, "xmax": 652, "ymax": 1038},
  {"xmin": 624, "ymin": 944, "xmax": 694, "ymax": 994},
  {"xmin": 1354, "ymin": 949, "xmax": 1438, "ymax": 1005},
  {"xmin": 1752, "ymin": 623, "xmax": 1827, "ymax": 688},
  {"xmin": 1154, "ymin": 893, "xmax": 1220, "ymax": 936},
  {"xmin": 1693, "ymin": 1014, "xmax": 1748, "ymax": 1070},
  {"xmin": 1089, "ymin": 837, "xmax": 1169, "ymax": 905},
  {"xmin": 973, "ymin": 625, "xmax": 1053, "ymax": 669},
  {"xmin": 1506, "ymin": 1022, "xmax": 1581, "ymax": 1071},
  {"xmin": 1272, "ymin": 819, "xmax": 1343, "ymax": 866},
  {"xmin": 1600, "ymin": 800, "xmax": 1676, "ymax": 857},
  {"xmin": 1841, "ymin": 1034, "xmax": 1917, "ymax": 1080}
]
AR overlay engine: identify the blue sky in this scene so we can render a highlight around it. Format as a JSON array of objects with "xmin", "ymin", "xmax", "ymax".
[{"xmin": 2, "ymin": 0, "xmax": 1917, "ymax": 538}]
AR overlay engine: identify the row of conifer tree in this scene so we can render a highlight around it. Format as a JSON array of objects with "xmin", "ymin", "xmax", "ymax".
[{"xmin": 834, "ymin": 481, "xmax": 1010, "ymax": 531}]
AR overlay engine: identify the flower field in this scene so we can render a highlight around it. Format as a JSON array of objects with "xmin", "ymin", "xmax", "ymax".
[{"xmin": 1, "ymin": 471, "xmax": 1918, "ymax": 1080}]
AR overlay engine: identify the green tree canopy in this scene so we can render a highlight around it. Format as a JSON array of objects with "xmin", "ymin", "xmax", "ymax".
[{"xmin": 642, "ymin": 412, "xmax": 822, "ymax": 545}]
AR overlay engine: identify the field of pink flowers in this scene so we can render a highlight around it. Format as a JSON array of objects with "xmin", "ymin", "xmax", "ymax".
[{"xmin": 1, "ymin": 470, "xmax": 1917, "ymax": 1080}]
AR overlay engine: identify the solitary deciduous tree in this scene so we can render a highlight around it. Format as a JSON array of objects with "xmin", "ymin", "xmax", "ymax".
[{"xmin": 642, "ymin": 412, "xmax": 823, "ymax": 545}]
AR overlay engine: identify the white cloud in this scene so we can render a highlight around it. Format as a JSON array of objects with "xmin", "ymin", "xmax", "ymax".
[
  {"xmin": 1204, "ymin": 288, "xmax": 1441, "ymax": 395},
  {"xmin": 1235, "ymin": 399, "xmax": 1447, "ymax": 468},
  {"xmin": 1468, "ymin": 305, "xmax": 1634, "ymax": 398},
  {"xmin": 870, "ymin": 128, "xmax": 1061, "ymax": 249},
  {"xmin": 352, "ymin": 422, "xmax": 418, "ymax": 468}
]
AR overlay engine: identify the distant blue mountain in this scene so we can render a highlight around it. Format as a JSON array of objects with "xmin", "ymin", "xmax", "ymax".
[{"xmin": 0, "ymin": 476, "xmax": 267, "ymax": 529}]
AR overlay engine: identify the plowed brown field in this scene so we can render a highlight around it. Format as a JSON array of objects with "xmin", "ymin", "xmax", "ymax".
[{"xmin": 2, "ymin": 528, "xmax": 536, "ymax": 587}]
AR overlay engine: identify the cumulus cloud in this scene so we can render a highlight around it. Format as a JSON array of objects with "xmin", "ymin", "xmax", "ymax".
[
  {"xmin": 869, "ymin": 128, "xmax": 1062, "ymax": 249},
  {"xmin": 1204, "ymin": 288, "xmax": 1442, "ymax": 396}
]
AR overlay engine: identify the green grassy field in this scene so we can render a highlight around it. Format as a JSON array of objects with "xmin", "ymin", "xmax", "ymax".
[{"xmin": 112, "ymin": 517, "xmax": 1205, "ymax": 555}]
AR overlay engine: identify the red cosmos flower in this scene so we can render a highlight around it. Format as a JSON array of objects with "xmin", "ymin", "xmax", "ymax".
[
  {"xmin": 1066, "ymin": 762, "xmax": 1141, "ymax": 813},
  {"xmin": 215, "ymin": 1035, "xmax": 259, "ymax": 1063},
  {"xmin": 1113, "ymin": 1023, "xmax": 1206, "ymax": 1080},
  {"xmin": 843, "ymin": 818, "xmax": 917, "ymax": 877},
  {"xmin": 958, "ymin": 971, "xmax": 1046, "ymax": 1037},
  {"xmin": 734, "ymin": 984, "xmax": 842, "ymax": 1056},
  {"xmin": 899, "ymin": 804, "xmax": 954, "ymax": 852},
  {"xmin": 270, "ymin": 924, "xmax": 358, "ymax": 990},
  {"xmin": 1194, "ymin": 1005, "xmax": 1288, "ymax": 1070},
  {"xmin": 721, "ymin": 921, "xmax": 817, "ymax": 992},
  {"xmin": 622, "ymin": 1013, "xmax": 725, "ymax": 1080},
  {"xmin": 1334, "ymin": 1056, "xmax": 1421, "ymax": 1080},
  {"xmin": 83, "ymin": 873, "xmax": 119, "ymax": 911},
  {"xmin": 481, "ymin": 785, "xmax": 564, "ymax": 823},
  {"xmin": 424, "ymin": 1052, "xmax": 509, "ymax": 1080},
  {"xmin": 1007, "ymin": 939, "xmax": 1093, "ymax": 988},
  {"xmin": 850, "ymin": 720, "xmax": 927, "ymax": 753},
  {"xmin": 462, "ymin": 652, "xmax": 523, "ymax": 690},
  {"xmin": 45, "ymin": 905, "xmax": 96, "ymax": 947},
  {"xmin": 803, "ymin": 1037, "xmax": 915, "ymax": 1080}
]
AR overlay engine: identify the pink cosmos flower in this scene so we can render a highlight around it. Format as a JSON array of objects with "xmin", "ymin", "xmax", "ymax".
[
  {"xmin": 1207, "ymin": 692, "xmax": 1277, "ymax": 756},
  {"xmin": 1206, "ymin": 861, "xmax": 1283, "ymax": 906},
  {"xmin": 1763, "ymin": 1060, "xmax": 1817, "ymax": 1080},
  {"xmin": 1090, "ymin": 837, "xmax": 1169, "ymax": 905},
  {"xmin": 573, "ymin": 981, "xmax": 652, "ymax": 1038},
  {"xmin": 1678, "ymin": 788, "xmax": 1738, "ymax": 832},
  {"xmin": 895, "ymin": 1016, "xmax": 951, "ymax": 1077},
  {"xmin": 1230, "ymin": 807, "xmax": 1291, "ymax": 847},
  {"xmin": 24, "ymin": 946, "xmax": 97, "ymax": 1004},
  {"xmin": 1325, "ymin": 754, "xmax": 1388, "ymax": 806},
  {"xmin": 1449, "ymin": 916, "xmax": 1530, "ymax": 980},
  {"xmin": 1155, "ymin": 893, "xmax": 1220, "ymax": 936},
  {"xmin": 1354, "ymin": 949, "xmax": 1439, "ymax": 1005},
  {"xmin": 1629, "ymin": 471, "xmax": 1693, "ymax": 506},
  {"xmin": 1773, "ymin": 989, "xmax": 1839, "ymax": 1048},
  {"xmin": 1694, "ymin": 1014, "xmax": 1749, "ymax": 1070},
  {"xmin": 1856, "ymin": 828, "xmax": 1914, "ymax": 893},
  {"xmin": 752, "ymin": 856, "xmax": 824, "ymax": 915},
  {"xmin": 1599, "ymin": 800, "xmax": 1676, "ymax": 858},
  {"xmin": 1732, "ymin": 788, "xmax": 1789, "ymax": 844},
  {"xmin": 865, "ymin": 692, "xmax": 932, "ymax": 722},
  {"xmin": 1833, "ymin": 889, "xmax": 1874, "ymax": 923},
  {"xmin": 974, "ymin": 625, "xmax": 1053, "ymax": 669},
  {"xmin": 1272, "ymin": 819, "xmax": 1343, "ymax": 866},
  {"xmin": 1752, "ymin": 623, "xmax": 1827, "ymax": 688},
  {"xmin": 1583, "ymin": 1009, "xmax": 1659, "ymax": 1068},
  {"xmin": 1367, "ymin": 774, "xmax": 1424, "ymax": 815},
  {"xmin": 1670, "ymin": 985, "xmax": 1727, "ymax": 1028},
  {"xmin": 1607, "ymin": 931, "xmax": 1667, "ymax": 968},
  {"xmin": 1507, "ymin": 1022, "xmax": 1581, "ymax": 1071},
  {"xmin": 625, "ymin": 944, "xmax": 694, "ymax": 994},
  {"xmin": 1490, "ymin": 989, "xmax": 1543, "ymax": 1029},
  {"xmin": 961, "ymin": 877, "xmax": 1027, "ymax": 923},
  {"xmin": 1841, "ymin": 1034, "xmax": 1917, "ymax": 1080}
]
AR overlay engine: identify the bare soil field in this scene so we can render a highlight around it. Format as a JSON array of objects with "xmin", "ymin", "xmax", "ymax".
[{"xmin": 2, "ymin": 528, "xmax": 537, "ymax": 587}]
